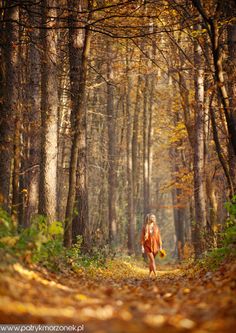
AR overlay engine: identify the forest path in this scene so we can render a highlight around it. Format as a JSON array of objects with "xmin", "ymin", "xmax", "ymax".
[{"xmin": 0, "ymin": 259, "xmax": 235, "ymax": 333}]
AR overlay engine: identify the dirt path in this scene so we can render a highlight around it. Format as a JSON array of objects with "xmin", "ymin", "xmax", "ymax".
[{"xmin": 0, "ymin": 260, "xmax": 235, "ymax": 333}]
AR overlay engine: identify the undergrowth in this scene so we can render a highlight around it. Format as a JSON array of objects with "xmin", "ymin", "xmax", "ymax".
[
  {"xmin": 1, "ymin": 195, "xmax": 236, "ymax": 274},
  {"xmin": 196, "ymin": 196, "xmax": 236, "ymax": 271},
  {"xmin": 0, "ymin": 209, "xmax": 111, "ymax": 272}
]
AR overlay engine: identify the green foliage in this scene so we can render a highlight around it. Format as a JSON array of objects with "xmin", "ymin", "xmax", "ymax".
[
  {"xmin": 85, "ymin": 245, "xmax": 109, "ymax": 267},
  {"xmin": 32, "ymin": 238, "xmax": 65, "ymax": 271},
  {"xmin": 0, "ymin": 212, "xmax": 65, "ymax": 270},
  {"xmin": 224, "ymin": 195, "xmax": 236, "ymax": 227},
  {"xmin": 222, "ymin": 196, "xmax": 236, "ymax": 246},
  {"xmin": 67, "ymin": 240, "xmax": 109, "ymax": 272},
  {"xmin": 195, "ymin": 197, "xmax": 236, "ymax": 271},
  {"xmin": 0, "ymin": 207, "xmax": 15, "ymax": 238},
  {"xmin": 17, "ymin": 216, "xmax": 65, "ymax": 270},
  {"xmin": 0, "ymin": 209, "xmax": 111, "ymax": 272},
  {"xmin": 16, "ymin": 216, "xmax": 63, "ymax": 251},
  {"xmin": 48, "ymin": 220, "xmax": 64, "ymax": 236},
  {"xmin": 66, "ymin": 235, "xmax": 83, "ymax": 261},
  {"xmin": 222, "ymin": 225, "xmax": 236, "ymax": 248},
  {"xmin": 200, "ymin": 225, "xmax": 236, "ymax": 271}
]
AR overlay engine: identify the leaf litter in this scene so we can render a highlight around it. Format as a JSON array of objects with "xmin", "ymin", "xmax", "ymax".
[{"xmin": 0, "ymin": 259, "xmax": 235, "ymax": 333}]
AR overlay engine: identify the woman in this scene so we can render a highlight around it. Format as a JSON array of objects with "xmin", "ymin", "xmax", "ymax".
[{"xmin": 140, "ymin": 213, "xmax": 162, "ymax": 278}]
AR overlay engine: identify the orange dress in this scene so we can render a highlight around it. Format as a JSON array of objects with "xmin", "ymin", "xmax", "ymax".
[{"xmin": 141, "ymin": 224, "xmax": 162, "ymax": 256}]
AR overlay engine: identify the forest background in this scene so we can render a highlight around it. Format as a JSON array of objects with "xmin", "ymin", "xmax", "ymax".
[{"xmin": 0, "ymin": 0, "xmax": 236, "ymax": 267}]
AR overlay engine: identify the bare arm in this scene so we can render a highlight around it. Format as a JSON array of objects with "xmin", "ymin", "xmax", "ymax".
[
  {"xmin": 140, "ymin": 226, "xmax": 145, "ymax": 245},
  {"xmin": 156, "ymin": 226, "xmax": 163, "ymax": 250},
  {"xmin": 159, "ymin": 228, "xmax": 163, "ymax": 250}
]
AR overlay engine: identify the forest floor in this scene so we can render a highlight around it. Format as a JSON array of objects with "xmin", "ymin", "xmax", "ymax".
[{"xmin": 0, "ymin": 257, "xmax": 236, "ymax": 333}]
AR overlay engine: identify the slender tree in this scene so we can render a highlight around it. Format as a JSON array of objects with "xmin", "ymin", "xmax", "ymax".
[
  {"xmin": 64, "ymin": 1, "xmax": 93, "ymax": 247},
  {"xmin": 126, "ymin": 43, "xmax": 135, "ymax": 254},
  {"xmin": 39, "ymin": 0, "xmax": 59, "ymax": 222},
  {"xmin": 106, "ymin": 40, "xmax": 118, "ymax": 247},
  {"xmin": 0, "ymin": 1, "xmax": 19, "ymax": 211},
  {"xmin": 193, "ymin": 23, "xmax": 207, "ymax": 257},
  {"xmin": 25, "ymin": 0, "xmax": 41, "ymax": 225}
]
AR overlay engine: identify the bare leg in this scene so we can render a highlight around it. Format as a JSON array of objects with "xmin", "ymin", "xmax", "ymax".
[{"xmin": 147, "ymin": 252, "xmax": 157, "ymax": 277}]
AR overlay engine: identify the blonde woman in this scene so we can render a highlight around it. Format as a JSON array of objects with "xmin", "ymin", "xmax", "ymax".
[{"xmin": 140, "ymin": 213, "xmax": 162, "ymax": 278}]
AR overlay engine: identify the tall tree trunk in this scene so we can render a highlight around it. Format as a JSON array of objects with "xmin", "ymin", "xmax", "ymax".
[
  {"xmin": 193, "ymin": 26, "xmax": 207, "ymax": 258},
  {"xmin": 132, "ymin": 72, "xmax": 141, "ymax": 250},
  {"xmin": 0, "ymin": 2, "xmax": 18, "ymax": 211},
  {"xmin": 64, "ymin": 2, "xmax": 92, "ymax": 247},
  {"xmin": 211, "ymin": 20, "xmax": 236, "ymax": 159},
  {"xmin": 209, "ymin": 96, "xmax": 234, "ymax": 196},
  {"xmin": 11, "ymin": 93, "xmax": 21, "ymax": 222},
  {"xmin": 227, "ymin": 18, "xmax": 236, "ymax": 192},
  {"xmin": 25, "ymin": 0, "xmax": 41, "ymax": 225},
  {"xmin": 11, "ymin": 8, "xmax": 22, "ymax": 223},
  {"xmin": 39, "ymin": 0, "xmax": 58, "ymax": 223},
  {"xmin": 206, "ymin": 174, "xmax": 218, "ymax": 248},
  {"xmin": 211, "ymin": 20, "xmax": 236, "ymax": 191},
  {"xmin": 126, "ymin": 47, "xmax": 135, "ymax": 255},
  {"xmin": 66, "ymin": 0, "xmax": 89, "ymax": 245},
  {"xmin": 106, "ymin": 41, "xmax": 117, "ymax": 247},
  {"xmin": 193, "ymin": 0, "xmax": 236, "ymax": 173},
  {"xmin": 147, "ymin": 73, "xmax": 154, "ymax": 210},
  {"xmin": 143, "ymin": 76, "xmax": 149, "ymax": 216},
  {"xmin": 170, "ymin": 76, "xmax": 185, "ymax": 260}
]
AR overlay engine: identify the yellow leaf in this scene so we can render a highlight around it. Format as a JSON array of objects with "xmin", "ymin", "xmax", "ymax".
[
  {"xmin": 75, "ymin": 293, "xmax": 88, "ymax": 301},
  {"xmin": 0, "ymin": 236, "xmax": 19, "ymax": 246}
]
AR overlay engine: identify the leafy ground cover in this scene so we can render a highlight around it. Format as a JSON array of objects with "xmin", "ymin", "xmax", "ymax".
[{"xmin": 0, "ymin": 256, "xmax": 235, "ymax": 333}]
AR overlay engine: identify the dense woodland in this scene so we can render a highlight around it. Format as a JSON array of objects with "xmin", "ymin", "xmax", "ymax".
[
  {"xmin": 1, "ymin": 1, "xmax": 236, "ymax": 331},
  {"xmin": 0, "ymin": 0, "xmax": 236, "ymax": 260}
]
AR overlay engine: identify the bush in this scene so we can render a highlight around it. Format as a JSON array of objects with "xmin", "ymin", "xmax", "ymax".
[
  {"xmin": 196, "ymin": 196, "xmax": 236, "ymax": 271},
  {"xmin": 202, "ymin": 225, "xmax": 236, "ymax": 270},
  {"xmin": 0, "ymin": 210, "xmax": 110, "ymax": 272},
  {"xmin": 67, "ymin": 240, "xmax": 109, "ymax": 272},
  {"xmin": 0, "ymin": 212, "xmax": 66, "ymax": 269},
  {"xmin": 0, "ymin": 208, "xmax": 15, "ymax": 238}
]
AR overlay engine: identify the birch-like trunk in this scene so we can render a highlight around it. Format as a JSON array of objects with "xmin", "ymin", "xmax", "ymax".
[
  {"xmin": 39, "ymin": 0, "xmax": 58, "ymax": 222},
  {"xmin": 193, "ymin": 26, "xmax": 207, "ymax": 258}
]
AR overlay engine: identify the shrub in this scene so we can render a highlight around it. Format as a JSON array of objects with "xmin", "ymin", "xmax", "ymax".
[{"xmin": 0, "ymin": 208, "xmax": 15, "ymax": 238}]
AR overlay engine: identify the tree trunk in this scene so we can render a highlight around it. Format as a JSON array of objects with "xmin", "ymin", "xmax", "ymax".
[
  {"xmin": 132, "ymin": 72, "xmax": 142, "ymax": 251},
  {"xmin": 11, "ymin": 98, "xmax": 21, "ymax": 222},
  {"xmin": 170, "ymin": 109, "xmax": 185, "ymax": 260},
  {"xmin": 39, "ymin": 0, "xmax": 58, "ymax": 223},
  {"xmin": 193, "ymin": 0, "xmax": 236, "ymax": 168},
  {"xmin": 227, "ymin": 19, "xmax": 236, "ymax": 192},
  {"xmin": 25, "ymin": 0, "xmax": 41, "ymax": 226},
  {"xmin": 0, "ymin": 2, "xmax": 18, "ymax": 211},
  {"xmin": 143, "ymin": 76, "xmax": 149, "ymax": 216},
  {"xmin": 106, "ymin": 42, "xmax": 117, "ymax": 246},
  {"xmin": 66, "ymin": 0, "xmax": 89, "ymax": 246},
  {"xmin": 11, "ymin": 7, "xmax": 22, "ymax": 223},
  {"xmin": 147, "ymin": 73, "xmax": 154, "ymax": 211},
  {"xmin": 209, "ymin": 96, "xmax": 234, "ymax": 197},
  {"xmin": 206, "ymin": 174, "xmax": 218, "ymax": 248},
  {"xmin": 193, "ymin": 26, "xmax": 207, "ymax": 258},
  {"xmin": 126, "ymin": 47, "xmax": 135, "ymax": 255},
  {"xmin": 64, "ymin": 2, "xmax": 92, "ymax": 247}
]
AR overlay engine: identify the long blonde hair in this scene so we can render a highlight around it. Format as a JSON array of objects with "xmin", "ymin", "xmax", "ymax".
[{"xmin": 144, "ymin": 213, "xmax": 158, "ymax": 241}]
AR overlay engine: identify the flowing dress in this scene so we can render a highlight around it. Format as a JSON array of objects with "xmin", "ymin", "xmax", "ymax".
[{"xmin": 141, "ymin": 224, "xmax": 162, "ymax": 257}]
